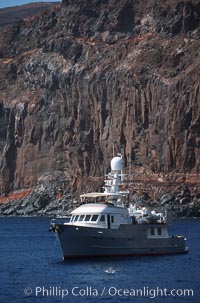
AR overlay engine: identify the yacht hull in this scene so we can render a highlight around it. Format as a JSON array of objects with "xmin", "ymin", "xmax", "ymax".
[{"xmin": 52, "ymin": 223, "xmax": 188, "ymax": 259}]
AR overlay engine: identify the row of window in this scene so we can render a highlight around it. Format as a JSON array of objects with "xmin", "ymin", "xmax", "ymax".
[
  {"xmin": 70, "ymin": 214, "xmax": 115, "ymax": 223},
  {"xmin": 71, "ymin": 214, "xmax": 105, "ymax": 223},
  {"xmin": 150, "ymin": 227, "xmax": 162, "ymax": 236}
]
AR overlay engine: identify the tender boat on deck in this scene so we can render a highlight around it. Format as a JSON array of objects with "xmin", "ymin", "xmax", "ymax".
[{"xmin": 49, "ymin": 154, "xmax": 189, "ymax": 259}]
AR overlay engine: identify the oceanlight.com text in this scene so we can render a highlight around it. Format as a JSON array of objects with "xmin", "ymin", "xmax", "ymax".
[{"xmin": 24, "ymin": 285, "xmax": 194, "ymax": 299}]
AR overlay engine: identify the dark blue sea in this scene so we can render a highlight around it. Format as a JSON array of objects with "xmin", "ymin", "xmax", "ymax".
[{"xmin": 0, "ymin": 217, "xmax": 199, "ymax": 303}]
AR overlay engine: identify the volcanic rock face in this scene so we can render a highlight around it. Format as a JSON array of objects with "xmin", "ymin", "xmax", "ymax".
[{"xmin": 0, "ymin": 0, "xmax": 200, "ymax": 194}]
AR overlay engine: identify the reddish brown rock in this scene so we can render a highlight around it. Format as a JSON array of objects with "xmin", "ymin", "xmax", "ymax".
[{"xmin": 0, "ymin": 0, "xmax": 200, "ymax": 194}]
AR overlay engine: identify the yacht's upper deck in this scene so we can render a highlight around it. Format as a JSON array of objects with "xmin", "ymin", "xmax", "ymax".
[
  {"xmin": 67, "ymin": 203, "xmax": 131, "ymax": 229},
  {"xmin": 71, "ymin": 203, "xmax": 127, "ymax": 215}
]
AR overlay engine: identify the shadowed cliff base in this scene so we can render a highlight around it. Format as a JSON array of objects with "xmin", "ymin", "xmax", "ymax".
[
  {"xmin": 0, "ymin": 176, "xmax": 200, "ymax": 217},
  {"xmin": 0, "ymin": 0, "xmax": 200, "ymax": 213}
]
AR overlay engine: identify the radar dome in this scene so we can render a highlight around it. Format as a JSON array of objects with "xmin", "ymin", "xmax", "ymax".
[{"xmin": 111, "ymin": 156, "xmax": 123, "ymax": 171}]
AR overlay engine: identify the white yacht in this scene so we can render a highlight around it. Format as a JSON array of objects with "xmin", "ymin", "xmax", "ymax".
[{"xmin": 50, "ymin": 154, "xmax": 189, "ymax": 259}]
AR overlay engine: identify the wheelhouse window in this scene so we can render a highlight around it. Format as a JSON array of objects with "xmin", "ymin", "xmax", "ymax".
[
  {"xmin": 74, "ymin": 215, "xmax": 79, "ymax": 222},
  {"xmin": 111, "ymin": 216, "xmax": 114, "ymax": 223},
  {"xmin": 70, "ymin": 215, "xmax": 74, "ymax": 222},
  {"xmin": 79, "ymin": 215, "xmax": 85, "ymax": 221},
  {"xmin": 91, "ymin": 215, "xmax": 98, "ymax": 222},
  {"xmin": 100, "ymin": 215, "xmax": 105, "ymax": 222},
  {"xmin": 85, "ymin": 215, "xmax": 91, "ymax": 221}
]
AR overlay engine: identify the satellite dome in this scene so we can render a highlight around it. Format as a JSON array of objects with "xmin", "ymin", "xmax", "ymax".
[{"xmin": 111, "ymin": 155, "xmax": 123, "ymax": 171}]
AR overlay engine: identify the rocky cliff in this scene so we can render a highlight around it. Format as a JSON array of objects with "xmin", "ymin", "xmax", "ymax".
[{"xmin": 0, "ymin": 0, "xmax": 200, "ymax": 197}]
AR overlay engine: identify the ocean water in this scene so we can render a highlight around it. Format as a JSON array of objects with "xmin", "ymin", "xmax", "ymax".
[
  {"xmin": 0, "ymin": 0, "xmax": 61, "ymax": 9},
  {"xmin": 0, "ymin": 217, "xmax": 199, "ymax": 303}
]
